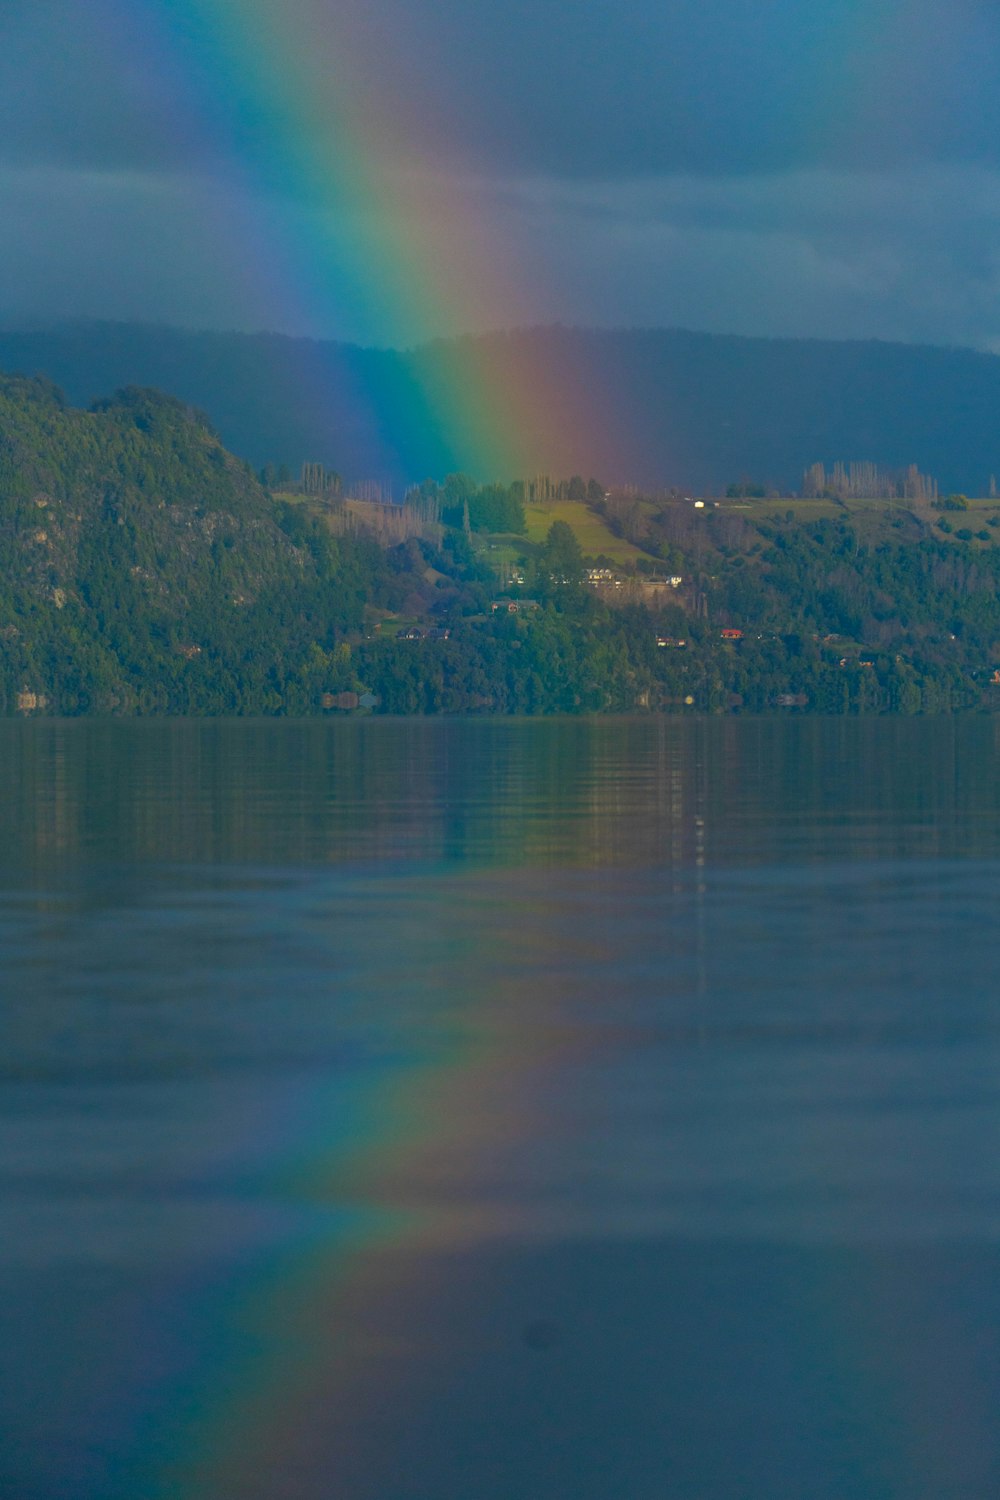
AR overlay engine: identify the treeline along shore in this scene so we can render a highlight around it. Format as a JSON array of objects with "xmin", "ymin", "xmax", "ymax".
[{"xmin": 3, "ymin": 372, "xmax": 1000, "ymax": 716}]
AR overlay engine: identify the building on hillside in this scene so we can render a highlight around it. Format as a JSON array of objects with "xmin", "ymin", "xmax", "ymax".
[{"xmin": 491, "ymin": 598, "xmax": 540, "ymax": 614}]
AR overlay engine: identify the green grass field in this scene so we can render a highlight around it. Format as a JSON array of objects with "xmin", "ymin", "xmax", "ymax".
[
  {"xmin": 748, "ymin": 494, "xmax": 1000, "ymax": 546},
  {"xmin": 522, "ymin": 501, "xmax": 651, "ymax": 563},
  {"xmin": 754, "ymin": 499, "xmax": 847, "ymax": 521}
]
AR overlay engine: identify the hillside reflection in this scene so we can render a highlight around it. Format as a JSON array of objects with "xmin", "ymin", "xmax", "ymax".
[{"xmin": 4, "ymin": 717, "xmax": 1000, "ymax": 875}]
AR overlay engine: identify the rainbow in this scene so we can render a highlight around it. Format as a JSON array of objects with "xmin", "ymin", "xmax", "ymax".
[
  {"xmin": 121, "ymin": 865, "xmax": 570, "ymax": 1500},
  {"xmin": 75, "ymin": 8, "xmax": 962, "ymax": 1492},
  {"xmin": 106, "ymin": 0, "xmax": 611, "ymax": 483},
  {"xmin": 177, "ymin": 1045, "xmax": 547, "ymax": 1494}
]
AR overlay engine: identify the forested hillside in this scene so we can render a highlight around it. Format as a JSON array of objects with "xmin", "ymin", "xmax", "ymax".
[
  {"xmin": 2, "ymin": 374, "xmax": 1000, "ymax": 716},
  {"xmin": 0, "ymin": 378, "xmax": 382, "ymax": 712}
]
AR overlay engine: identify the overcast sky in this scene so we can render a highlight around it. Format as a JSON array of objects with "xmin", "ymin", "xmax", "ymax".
[{"xmin": 3, "ymin": 0, "xmax": 1000, "ymax": 349}]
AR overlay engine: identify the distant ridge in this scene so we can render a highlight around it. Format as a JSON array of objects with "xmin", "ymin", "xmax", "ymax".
[{"xmin": 0, "ymin": 320, "xmax": 998, "ymax": 493}]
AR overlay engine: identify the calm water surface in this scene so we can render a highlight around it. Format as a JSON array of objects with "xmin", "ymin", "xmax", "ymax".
[{"xmin": 3, "ymin": 718, "xmax": 1000, "ymax": 1499}]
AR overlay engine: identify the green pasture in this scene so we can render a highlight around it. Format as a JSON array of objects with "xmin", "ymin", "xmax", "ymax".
[
  {"xmin": 755, "ymin": 499, "xmax": 846, "ymax": 520},
  {"xmin": 522, "ymin": 501, "xmax": 650, "ymax": 563},
  {"xmin": 479, "ymin": 537, "xmax": 526, "ymax": 567}
]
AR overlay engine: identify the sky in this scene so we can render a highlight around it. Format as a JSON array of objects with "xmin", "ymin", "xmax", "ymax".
[{"xmin": 3, "ymin": 0, "xmax": 1000, "ymax": 350}]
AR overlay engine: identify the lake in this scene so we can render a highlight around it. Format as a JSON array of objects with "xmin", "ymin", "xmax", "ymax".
[{"xmin": 3, "ymin": 717, "xmax": 1000, "ymax": 1499}]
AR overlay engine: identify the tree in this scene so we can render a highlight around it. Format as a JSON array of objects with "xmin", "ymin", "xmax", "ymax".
[
  {"xmin": 468, "ymin": 483, "xmax": 525, "ymax": 534},
  {"xmin": 443, "ymin": 473, "xmax": 477, "ymax": 507},
  {"xmin": 540, "ymin": 520, "xmax": 583, "ymax": 583}
]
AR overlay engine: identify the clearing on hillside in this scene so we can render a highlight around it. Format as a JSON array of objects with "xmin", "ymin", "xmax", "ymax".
[{"xmin": 522, "ymin": 500, "xmax": 651, "ymax": 563}]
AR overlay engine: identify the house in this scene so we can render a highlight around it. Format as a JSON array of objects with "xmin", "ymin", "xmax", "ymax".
[
  {"xmin": 491, "ymin": 599, "xmax": 539, "ymax": 614},
  {"xmin": 720, "ymin": 628, "xmax": 743, "ymax": 641},
  {"xmin": 398, "ymin": 626, "xmax": 425, "ymax": 640}
]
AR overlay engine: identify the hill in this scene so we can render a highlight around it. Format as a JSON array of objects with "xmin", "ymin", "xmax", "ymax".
[
  {"xmin": 2, "ymin": 372, "xmax": 1000, "ymax": 717},
  {"xmin": 0, "ymin": 377, "xmax": 388, "ymax": 713},
  {"xmin": 1, "ymin": 322, "xmax": 1000, "ymax": 495}
]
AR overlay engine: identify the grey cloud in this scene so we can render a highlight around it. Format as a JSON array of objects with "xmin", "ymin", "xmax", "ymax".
[
  {"xmin": 3, "ymin": 0, "xmax": 1000, "ymax": 182},
  {"xmin": 0, "ymin": 3, "xmax": 206, "ymax": 174},
  {"xmin": 486, "ymin": 165, "xmax": 1000, "ymax": 349},
  {"xmin": 0, "ymin": 165, "xmax": 292, "ymax": 333},
  {"xmin": 3, "ymin": 1, "xmax": 1000, "ymax": 352},
  {"xmin": 5, "ymin": 157, "xmax": 1000, "ymax": 354}
]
